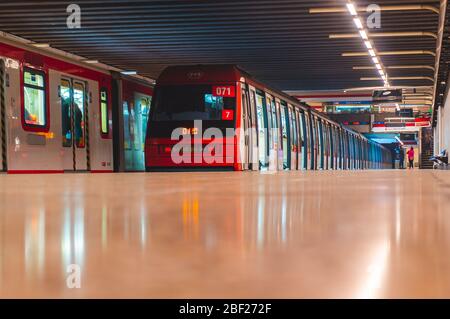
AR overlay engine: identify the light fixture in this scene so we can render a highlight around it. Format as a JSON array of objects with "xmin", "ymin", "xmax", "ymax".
[
  {"xmin": 346, "ymin": 3, "xmax": 358, "ymax": 16},
  {"xmin": 353, "ymin": 17, "xmax": 363, "ymax": 29},
  {"xmin": 83, "ymin": 59, "xmax": 99, "ymax": 64},
  {"xmin": 121, "ymin": 70, "xmax": 137, "ymax": 75},
  {"xmin": 32, "ymin": 43, "xmax": 50, "ymax": 48},
  {"xmin": 359, "ymin": 30, "xmax": 368, "ymax": 40},
  {"xmin": 345, "ymin": 1, "xmax": 389, "ymax": 87},
  {"xmin": 441, "ymin": 81, "xmax": 446, "ymax": 85}
]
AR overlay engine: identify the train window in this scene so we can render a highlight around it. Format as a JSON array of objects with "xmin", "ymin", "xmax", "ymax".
[
  {"xmin": 298, "ymin": 111, "xmax": 306, "ymax": 169},
  {"xmin": 23, "ymin": 68, "xmax": 47, "ymax": 129},
  {"xmin": 269, "ymin": 97, "xmax": 278, "ymax": 147},
  {"xmin": 152, "ymin": 85, "xmax": 235, "ymax": 122},
  {"xmin": 254, "ymin": 91, "xmax": 269, "ymax": 169},
  {"xmin": 100, "ymin": 88, "xmax": 109, "ymax": 134},
  {"xmin": 73, "ymin": 82, "xmax": 86, "ymax": 148},
  {"xmin": 60, "ymin": 79, "xmax": 72, "ymax": 147},
  {"xmin": 280, "ymin": 102, "xmax": 289, "ymax": 169}
]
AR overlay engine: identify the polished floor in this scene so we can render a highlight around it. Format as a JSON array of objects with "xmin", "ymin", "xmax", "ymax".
[{"xmin": 0, "ymin": 170, "xmax": 450, "ymax": 298}]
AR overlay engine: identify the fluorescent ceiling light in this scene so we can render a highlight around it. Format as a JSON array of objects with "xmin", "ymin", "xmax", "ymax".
[
  {"xmin": 83, "ymin": 60, "xmax": 98, "ymax": 64},
  {"xmin": 353, "ymin": 18, "xmax": 363, "ymax": 29},
  {"xmin": 359, "ymin": 30, "xmax": 368, "ymax": 40},
  {"xmin": 33, "ymin": 43, "xmax": 50, "ymax": 48},
  {"xmin": 368, "ymin": 49, "xmax": 376, "ymax": 57},
  {"xmin": 372, "ymin": 57, "xmax": 379, "ymax": 64},
  {"xmin": 364, "ymin": 41, "xmax": 373, "ymax": 49},
  {"xmin": 346, "ymin": 3, "xmax": 358, "ymax": 16},
  {"xmin": 121, "ymin": 70, "xmax": 137, "ymax": 75}
]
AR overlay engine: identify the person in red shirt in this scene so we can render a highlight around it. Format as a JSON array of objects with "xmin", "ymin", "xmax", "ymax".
[{"xmin": 407, "ymin": 147, "xmax": 415, "ymax": 169}]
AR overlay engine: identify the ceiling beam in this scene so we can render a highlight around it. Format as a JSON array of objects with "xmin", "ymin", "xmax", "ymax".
[
  {"xmin": 310, "ymin": 5, "xmax": 439, "ymax": 15},
  {"xmin": 329, "ymin": 32, "xmax": 437, "ymax": 39},
  {"xmin": 360, "ymin": 76, "xmax": 435, "ymax": 82},
  {"xmin": 353, "ymin": 65, "xmax": 436, "ymax": 71},
  {"xmin": 343, "ymin": 50, "xmax": 436, "ymax": 57}
]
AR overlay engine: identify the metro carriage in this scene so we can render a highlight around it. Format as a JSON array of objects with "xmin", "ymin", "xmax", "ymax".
[
  {"xmin": 145, "ymin": 65, "xmax": 392, "ymax": 171},
  {"xmin": 0, "ymin": 35, "xmax": 153, "ymax": 173}
]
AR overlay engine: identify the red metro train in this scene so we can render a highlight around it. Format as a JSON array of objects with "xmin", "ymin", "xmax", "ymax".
[
  {"xmin": 0, "ymin": 33, "xmax": 390, "ymax": 174},
  {"xmin": 145, "ymin": 65, "xmax": 392, "ymax": 171}
]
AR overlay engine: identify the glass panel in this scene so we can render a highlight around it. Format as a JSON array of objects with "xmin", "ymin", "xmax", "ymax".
[
  {"xmin": 100, "ymin": 89, "xmax": 108, "ymax": 134},
  {"xmin": 73, "ymin": 82, "xmax": 85, "ymax": 148},
  {"xmin": 23, "ymin": 69, "xmax": 46, "ymax": 128},
  {"xmin": 270, "ymin": 99, "xmax": 278, "ymax": 150},
  {"xmin": 124, "ymin": 95, "xmax": 152, "ymax": 171},
  {"xmin": 280, "ymin": 104, "xmax": 288, "ymax": 169},
  {"xmin": 24, "ymin": 86, "xmax": 45, "ymax": 126},
  {"xmin": 123, "ymin": 102, "xmax": 131, "ymax": 150},
  {"xmin": 60, "ymin": 79, "xmax": 72, "ymax": 147},
  {"xmin": 101, "ymin": 101, "xmax": 108, "ymax": 134},
  {"xmin": 255, "ymin": 92, "xmax": 268, "ymax": 169},
  {"xmin": 140, "ymin": 97, "xmax": 151, "ymax": 151},
  {"xmin": 24, "ymin": 71, "xmax": 44, "ymax": 87},
  {"xmin": 152, "ymin": 85, "xmax": 235, "ymax": 121}
]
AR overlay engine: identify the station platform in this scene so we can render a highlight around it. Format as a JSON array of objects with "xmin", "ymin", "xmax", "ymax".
[{"xmin": 0, "ymin": 170, "xmax": 449, "ymax": 298}]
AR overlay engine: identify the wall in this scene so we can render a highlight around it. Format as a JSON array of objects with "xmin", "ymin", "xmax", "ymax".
[{"xmin": 437, "ymin": 84, "xmax": 450, "ymax": 154}]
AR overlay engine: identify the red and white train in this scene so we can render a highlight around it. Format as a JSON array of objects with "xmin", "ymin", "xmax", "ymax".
[
  {"xmin": 0, "ymin": 35, "xmax": 391, "ymax": 174},
  {"xmin": 145, "ymin": 65, "xmax": 392, "ymax": 171},
  {"xmin": 0, "ymin": 34, "xmax": 152, "ymax": 174}
]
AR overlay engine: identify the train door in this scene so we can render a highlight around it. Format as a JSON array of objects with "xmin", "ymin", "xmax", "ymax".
[
  {"xmin": 123, "ymin": 93, "xmax": 152, "ymax": 171},
  {"xmin": 338, "ymin": 129, "xmax": 343, "ymax": 169},
  {"xmin": 60, "ymin": 78, "xmax": 88, "ymax": 171},
  {"xmin": 254, "ymin": 90, "xmax": 269, "ymax": 170},
  {"xmin": 248, "ymin": 86, "xmax": 259, "ymax": 170},
  {"xmin": 319, "ymin": 120, "xmax": 328, "ymax": 169},
  {"xmin": 275, "ymin": 100, "xmax": 283, "ymax": 171},
  {"xmin": 0, "ymin": 59, "xmax": 5, "ymax": 172},
  {"xmin": 279, "ymin": 101, "xmax": 290, "ymax": 170},
  {"xmin": 266, "ymin": 94, "xmax": 278, "ymax": 171},
  {"xmin": 304, "ymin": 112, "xmax": 312, "ymax": 169},
  {"xmin": 239, "ymin": 84, "xmax": 250, "ymax": 170},
  {"xmin": 312, "ymin": 116, "xmax": 318, "ymax": 170},
  {"xmin": 328, "ymin": 125, "xmax": 333, "ymax": 169},
  {"xmin": 297, "ymin": 110, "xmax": 305, "ymax": 170},
  {"xmin": 289, "ymin": 107, "xmax": 297, "ymax": 170}
]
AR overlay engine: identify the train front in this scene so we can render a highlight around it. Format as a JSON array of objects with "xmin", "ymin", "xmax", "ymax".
[{"xmin": 145, "ymin": 65, "xmax": 240, "ymax": 171}]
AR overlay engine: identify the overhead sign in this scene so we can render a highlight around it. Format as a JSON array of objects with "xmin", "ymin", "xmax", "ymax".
[
  {"xmin": 372, "ymin": 89, "xmax": 402, "ymax": 103},
  {"xmin": 400, "ymin": 133, "xmax": 417, "ymax": 141},
  {"xmin": 396, "ymin": 108, "xmax": 413, "ymax": 117}
]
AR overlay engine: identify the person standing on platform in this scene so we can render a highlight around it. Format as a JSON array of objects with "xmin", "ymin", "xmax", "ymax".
[
  {"xmin": 407, "ymin": 147, "xmax": 415, "ymax": 169},
  {"xmin": 399, "ymin": 147, "xmax": 405, "ymax": 169}
]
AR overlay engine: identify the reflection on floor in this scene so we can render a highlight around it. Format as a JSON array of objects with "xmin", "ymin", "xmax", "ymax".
[{"xmin": 0, "ymin": 170, "xmax": 449, "ymax": 298}]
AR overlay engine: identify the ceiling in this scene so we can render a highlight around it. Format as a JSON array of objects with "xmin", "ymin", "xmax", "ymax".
[{"xmin": 0, "ymin": 0, "xmax": 443, "ymax": 94}]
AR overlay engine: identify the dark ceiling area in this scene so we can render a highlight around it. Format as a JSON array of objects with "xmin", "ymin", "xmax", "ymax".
[{"xmin": 0, "ymin": 0, "xmax": 442, "ymax": 91}]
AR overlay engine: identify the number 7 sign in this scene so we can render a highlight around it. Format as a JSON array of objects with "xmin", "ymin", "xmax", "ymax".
[{"xmin": 222, "ymin": 109, "xmax": 234, "ymax": 121}]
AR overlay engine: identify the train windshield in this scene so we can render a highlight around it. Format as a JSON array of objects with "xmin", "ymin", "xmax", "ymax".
[{"xmin": 151, "ymin": 85, "xmax": 235, "ymax": 121}]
